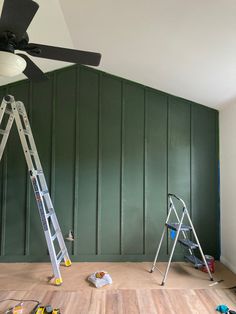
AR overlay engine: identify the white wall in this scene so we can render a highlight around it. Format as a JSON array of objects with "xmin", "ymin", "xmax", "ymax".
[{"xmin": 220, "ymin": 103, "xmax": 236, "ymax": 273}]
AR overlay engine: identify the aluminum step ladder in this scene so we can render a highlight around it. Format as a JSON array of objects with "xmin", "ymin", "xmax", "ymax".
[
  {"xmin": 150, "ymin": 193, "xmax": 214, "ymax": 286},
  {"xmin": 0, "ymin": 95, "xmax": 71, "ymax": 286}
]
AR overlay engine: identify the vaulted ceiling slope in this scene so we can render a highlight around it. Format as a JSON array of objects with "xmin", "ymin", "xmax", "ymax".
[
  {"xmin": 1, "ymin": 0, "xmax": 236, "ymax": 109},
  {"xmin": 59, "ymin": 0, "xmax": 236, "ymax": 109}
]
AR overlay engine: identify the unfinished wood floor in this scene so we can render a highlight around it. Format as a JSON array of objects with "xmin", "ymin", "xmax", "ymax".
[
  {"xmin": 0, "ymin": 262, "xmax": 236, "ymax": 313},
  {"xmin": 0, "ymin": 288, "xmax": 235, "ymax": 314}
]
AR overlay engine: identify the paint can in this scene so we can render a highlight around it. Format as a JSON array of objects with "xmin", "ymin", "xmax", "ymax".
[{"xmin": 202, "ymin": 255, "xmax": 215, "ymax": 273}]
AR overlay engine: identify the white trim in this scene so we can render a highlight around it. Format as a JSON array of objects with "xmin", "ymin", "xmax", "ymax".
[{"xmin": 220, "ymin": 256, "xmax": 236, "ymax": 274}]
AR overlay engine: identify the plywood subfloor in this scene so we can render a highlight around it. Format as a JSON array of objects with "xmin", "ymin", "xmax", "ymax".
[
  {"xmin": 0, "ymin": 262, "xmax": 236, "ymax": 313},
  {"xmin": 0, "ymin": 261, "xmax": 235, "ymax": 290}
]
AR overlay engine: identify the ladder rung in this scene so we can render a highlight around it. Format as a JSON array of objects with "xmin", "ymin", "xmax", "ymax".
[
  {"xmin": 23, "ymin": 129, "xmax": 31, "ymax": 136},
  {"xmin": 46, "ymin": 212, "xmax": 53, "ymax": 219},
  {"xmin": 166, "ymin": 223, "xmax": 191, "ymax": 231},
  {"xmin": 57, "ymin": 249, "xmax": 66, "ymax": 264},
  {"xmin": 17, "ymin": 109, "xmax": 24, "ymax": 116},
  {"xmin": 29, "ymin": 150, "xmax": 35, "ymax": 155},
  {"xmin": 46, "ymin": 208, "xmax": 54, "ymax": 217},
  {"xmin": 0, "ymin": 129, "xmax": 8, "ymax": 135},
  {"xmin": 51, "ymin": 232, "xmax": 58, "ymax": 241},
  {"xmin": 185, "ymin": 255, "xmax": 203, "ymax": 267},
  {"xmin": 41, "ymin": 190, "xmax": 49, "ymax": 196},
  {"xmin": 178, "ymin": 239, "xmax": 198, "ymax": 249},
  {"xmin": 5, "ymin": 109, "xmax": 13, "ymax": 115},
  {"xmin": 36, "ymin": 170, "xmax": 43, "ymax": 175}
]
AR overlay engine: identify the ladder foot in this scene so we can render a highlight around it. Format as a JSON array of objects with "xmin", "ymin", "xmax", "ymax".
[
  {"xmin": 149, "ymin": 269, "xmax": 154, "ymax": 273},
  {"xmin": 210, "ymin": 278, "xmax": 214, "ymax": 281},
  {"xmin": 54, "ymin": 277, "xmax": 63, "ymax": 286},
  {"xmin": 161, "ymin": 282, "xmax": 165, "ymax": 286},
  {"xmin": 64, "ymin": 259, "xmax": 72, "ymax": 267}
]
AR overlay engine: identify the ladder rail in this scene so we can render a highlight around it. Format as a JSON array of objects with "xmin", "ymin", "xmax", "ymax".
[
  {"xmin": 169, "ymin": 196, "xmax": 193, "ymax": 256},
  {"xmin": 0, "ymin": 95, "xmax": 72, "ymax": 286},
  {"xmin": 161, "ymin": 210, "xmax": 186, "ymax": 285},
  {"xmin": 150, "ymin": 202, "xmax": 173, "ymax": 273},
  {"xmin": 0, "ymin": 113, "xmax": 14, "ymax": 161},
  {"xmin": 150, "ymin": 193, "xmax": 214, "ymax": 285},
  {"xmin": 185, "ymin": 209, "xmax": 213, "ymax": 280}
]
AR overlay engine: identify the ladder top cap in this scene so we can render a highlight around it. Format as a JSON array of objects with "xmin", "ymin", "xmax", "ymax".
[{"xmin": 4, "ymin": 95, "xmax": 14, "ymax": 103}]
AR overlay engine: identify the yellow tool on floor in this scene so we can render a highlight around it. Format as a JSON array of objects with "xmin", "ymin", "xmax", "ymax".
[
  {"xmin": 32, "ymin": 305, "xmax": 60, "ymax": 314},
  {"xmin": 6, "ymin": 304, "xmax": 24, "ymax": 314}
]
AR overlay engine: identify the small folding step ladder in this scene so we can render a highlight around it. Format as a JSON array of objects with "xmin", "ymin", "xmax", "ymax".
[
  {"xmin": 0, "ymin": 95, "xmax": 71, "ymax": 286},
  {"xmin": 150, "ymin": 193, "xmax": 213, "ymax": 286}
]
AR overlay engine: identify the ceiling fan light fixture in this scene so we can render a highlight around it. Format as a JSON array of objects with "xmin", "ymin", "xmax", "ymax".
[{"xmin": 0, "ymin": 51, "xmax": 26, "ymax": 77}]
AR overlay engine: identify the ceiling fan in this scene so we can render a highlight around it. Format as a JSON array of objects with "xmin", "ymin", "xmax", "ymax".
[{"xmin": 0, "ymin": 0, "xmax": 101, "ymax": 81}]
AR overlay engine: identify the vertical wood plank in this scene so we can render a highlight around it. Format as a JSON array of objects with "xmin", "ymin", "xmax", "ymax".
[
  {"xmin": 54, "ymin": 68, "xmax": 76, "ymax": 255},
  {"xmin": 77, "ymin": 67, "xmax": 99, "ymax": 254},
  {"xmin": 100, "ymin": 75, "xmax": 122, "ymax": 255},
  {"xmin": 0, "ymin": 87, "xmax": 7, "ymax": 255},
  {"xmin": 191, "ymin": 104, "xmax": 219, "ymax": 258},
  {"xmin": 145, "ymin": 90, "xmax": 168, "ymax": 256},
  {"xmin": 122, "ymin": 82, "xmax": 144, "ymax": 254},
  {"xmin": 168, "ymin": 96, "xmax": 191, "ymax": 257},
  {"xmin": 5, "ymin": 82, "xmax": 29, "ymax": 255},
  {"xmin": 29, "ymin": 77, "xmax": 54, "ymax": 257}
]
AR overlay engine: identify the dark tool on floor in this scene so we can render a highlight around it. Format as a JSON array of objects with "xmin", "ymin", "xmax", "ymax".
[
  {"xmin": 0, "ymin": 0, "xmax": 101, "ymax": 81},
  {"xmin": 32, "ymin": 304, "xmax": 60, "ymax": 314},
  {"xmin": 150, "ymin": 193, "xmax": 214, "ymax": 286},
  {"xmin": 0, "ymin": 95, "xmax": 71, "ymax": 285}
]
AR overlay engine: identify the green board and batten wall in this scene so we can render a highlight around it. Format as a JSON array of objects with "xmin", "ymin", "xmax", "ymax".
[{"xmin": 0, "ymin": 65, "xmax": 219, "ymax": 262}]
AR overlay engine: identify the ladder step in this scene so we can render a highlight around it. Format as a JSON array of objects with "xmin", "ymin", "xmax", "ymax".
[
  {"xmin": 0, "ymin": 129, "xmax": 8, "ymax": 135},
  {"xmin": 185, "ymin": 255, "xmax": 203, "ymax": 267},
  {"xmin": 178, "ymin": 239, "xmax": 198, "ymax": 249},
  {"xmin": 166, "ymin": 223, "xmax": 191, "ymax": 231}
]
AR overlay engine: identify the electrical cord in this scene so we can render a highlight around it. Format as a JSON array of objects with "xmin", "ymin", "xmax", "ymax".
[
  {"xmin": 0, "ymin": 298, "xmax": 40, "ymax": 313},
  {"xmin": 0, "ymin": 298, "xmax": 40, "ymax": 305}
]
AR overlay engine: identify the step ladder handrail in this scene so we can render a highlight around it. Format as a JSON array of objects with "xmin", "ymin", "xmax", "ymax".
[
  {"xmin": 150, "ymin": 193, "xmax": 214, "ymax": 285},
  {"xmin": 168, "ymin": 193, "xmax": 187, "ymax": 210}
]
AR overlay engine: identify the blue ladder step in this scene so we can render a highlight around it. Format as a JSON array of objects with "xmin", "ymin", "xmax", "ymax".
[
  {"xmin": 178, "ymin": 239, "xmax": 198, "ymax": 249},
  {"xmin": 166, "ymin": 223, "xmax": 191, "ymax": 231},
  {"xmin": 185, "ymin": 255, "xmax": 203, "ymax": 267}
]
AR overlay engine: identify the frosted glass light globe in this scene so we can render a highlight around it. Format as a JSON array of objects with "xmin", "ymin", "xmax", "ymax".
[{"xmin": 0, "ymin": 51, "xmax": 26, "ymax": 77}]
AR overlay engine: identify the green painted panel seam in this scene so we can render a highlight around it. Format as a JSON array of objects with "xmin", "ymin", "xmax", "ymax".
[
  {"xmin": 0, "ymin": 149, "xmax": 7, "ymax": 256},
  {"xmin": 166, "ymin": 95, "xmax": 170, "ymax": 255},
  {"xmin": 190, "ymin": 102, "xmax": 192, "ymax": 219},
  {"xmin": 25, "ymin": 81, "xmax": 32, "ymax": 255},
  {"xmin": 96, "ymin": 73, "xmax": 102, "ymax": 255},
  {"xmin": 72, "ymin": 66, "xmax": 80, "ymax": 256},
  {"xmin": 50, "ymin": 73, "xmax": 56, "ymax": 202},
  {"xmin": 120, "ymin": 81, "xmax": 124, "ymax": 255},
  {"xmin": 0, "ymin": 86, "xmax": 8, "ymax": 256},
  {"xmin": 143, "ymin": 88, "xmax": 147, "ymax": 255}
]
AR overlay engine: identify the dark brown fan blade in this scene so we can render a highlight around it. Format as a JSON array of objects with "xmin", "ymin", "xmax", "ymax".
[
  {"xmin": 17, "ymin": 53, "xmax": 48, "ymax": 82},
  {"xmin": 0, "ymin": 0, "xmax": 39, "ymax": 40},
  {"xmin": 26, "ymin": 43, "xmax": 101, "ymax": 66}
]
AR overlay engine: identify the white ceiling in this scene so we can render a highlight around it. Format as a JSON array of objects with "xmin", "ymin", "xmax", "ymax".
[
  {"xmin": 1, "ymin": 0, "xmax": 236, "ymax": 109},
  {"xmin": 0, "ymin": 0, "xmax": 73, "ymax": 85}
]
